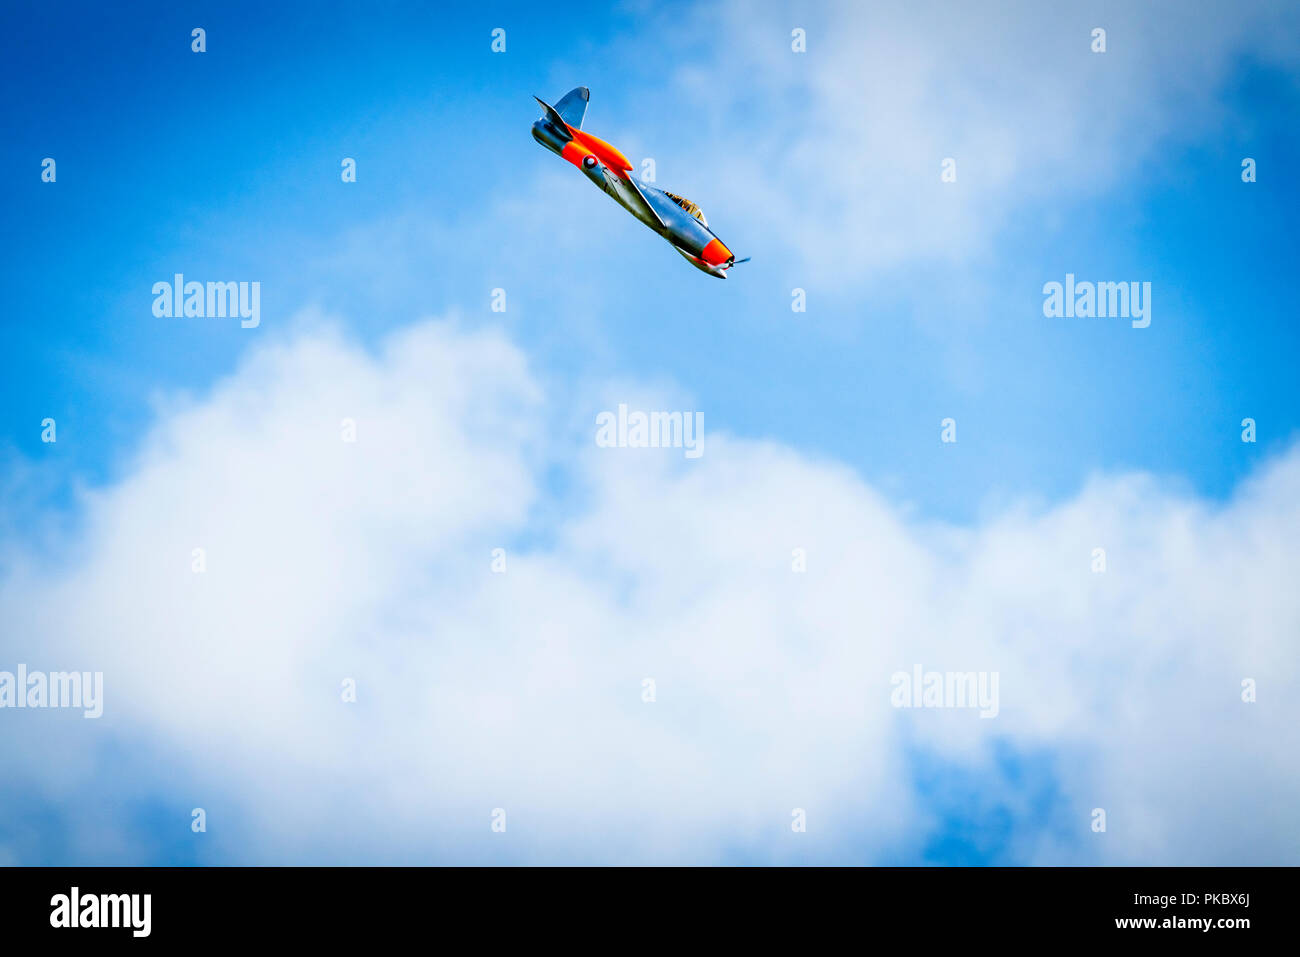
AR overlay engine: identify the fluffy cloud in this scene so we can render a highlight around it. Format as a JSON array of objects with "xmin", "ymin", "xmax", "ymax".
[
  {"xmin": 641, "ymin": 0, "xmax": 1300, "ymax": 282},
  {"xmin": 1, "ymin": 317, "xmax": 1296, "ymax": 864}
]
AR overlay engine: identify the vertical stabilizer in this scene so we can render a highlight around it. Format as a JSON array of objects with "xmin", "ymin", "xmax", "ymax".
[{"xmin": 554, "ymin": 86, "xmax": 590, "ymax": 129}]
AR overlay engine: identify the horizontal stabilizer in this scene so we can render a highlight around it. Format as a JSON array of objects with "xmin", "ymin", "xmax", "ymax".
[{"xmin": 532, "ymin": 96, "xmax": 574, "ymax": 141}]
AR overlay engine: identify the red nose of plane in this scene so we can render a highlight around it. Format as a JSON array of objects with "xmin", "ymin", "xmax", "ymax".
[{"xmin": 700, "ymin": 238, "xmax": 732, "ymax": 266}]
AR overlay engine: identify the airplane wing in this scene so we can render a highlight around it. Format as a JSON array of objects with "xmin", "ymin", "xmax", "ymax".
[{"xmin": 620, "ymin": 176, "xmax": 667, "ymax": 229}]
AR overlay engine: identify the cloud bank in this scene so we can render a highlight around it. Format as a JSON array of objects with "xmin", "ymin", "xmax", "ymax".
[
  {"xmin": 644, "ymin": 0, "xmax": 1300, "ymax": 282},
  {"xmin": 1, "ymin": 316, "xmax": 1296, "ymax": 864}
]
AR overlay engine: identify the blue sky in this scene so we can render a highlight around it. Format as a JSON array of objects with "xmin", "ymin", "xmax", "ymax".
[
  {"xmin": 2, "ymin": 0, "xmax": 1298, "ymax": 865},
  {"xmin": 6, "ymin": 0, "xmax": 1297, "ymax": 523}
]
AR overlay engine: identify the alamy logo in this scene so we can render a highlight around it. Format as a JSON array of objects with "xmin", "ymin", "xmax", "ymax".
[
  {"xmin": 890, "ymin": 665, "xmax": 999, "ymax": 718},
  {"xmin": 0, "ymin": 665, "xmax": 102, "ymax": 718},
  {"xmin": 152, "ymin": 273, "xmax": 261, "ymax": 328},
  {"xmin": 595, "ymin": 403, "xmax": 703, "ymax": 459},
  {"xmin": 1042, "ymin": 273, "xmax": 1151, "ymax": 328},
  {"xmin": 50, "ymin": 887, "xmax": 151, "ymax": 937}
]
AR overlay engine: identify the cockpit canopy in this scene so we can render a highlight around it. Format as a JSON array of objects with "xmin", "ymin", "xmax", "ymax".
[{"xmin": 663, "ymin": 191, "xmax": 708, "ymax": 226}]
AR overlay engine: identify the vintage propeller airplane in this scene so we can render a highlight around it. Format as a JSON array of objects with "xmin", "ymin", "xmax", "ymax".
[{"xmin": 531, "ymin": 87, "xmax": 749, "ymax": 278}]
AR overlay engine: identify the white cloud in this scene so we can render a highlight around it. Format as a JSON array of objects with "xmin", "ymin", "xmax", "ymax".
[
  {"xmin": 1, "ymin": 316, "xmax": 1297, "ymax": 863},
  {"xmin": 636, "ymin": 0, "xmax": 1300, "ymax": 283}
]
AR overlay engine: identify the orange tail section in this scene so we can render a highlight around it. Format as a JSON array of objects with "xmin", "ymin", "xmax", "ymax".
[{"xmin": 566, "ymin": 127, "xmax": 632, "ymax": 173}]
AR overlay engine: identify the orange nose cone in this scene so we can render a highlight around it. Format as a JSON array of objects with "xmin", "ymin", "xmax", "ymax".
[{"xmin": 700, "ymin": 238, "xmax": 732, "ymax": 266}]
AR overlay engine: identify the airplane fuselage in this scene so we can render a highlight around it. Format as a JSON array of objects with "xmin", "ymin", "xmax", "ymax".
[{"xmin": 531, "ymin": 104, "xmax": 739, "ymax": 278}]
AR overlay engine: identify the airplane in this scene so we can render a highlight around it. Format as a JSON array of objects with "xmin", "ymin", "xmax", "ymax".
[{"xmin": 530, "ymin": 87, "xmax": 749, "ymax": 278}]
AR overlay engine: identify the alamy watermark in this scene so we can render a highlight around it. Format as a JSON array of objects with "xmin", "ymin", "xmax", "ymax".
[
  {"xmin": 152, "ymin": 273, "xmax": 260, "ymax": 328},
  {"xmin": 50, "ymin": 887, "xmax": 150, "ymax": 937},
  {"xmin": 595, "ymin": 403, "xmax": 703, "ymax": 459},
  {"xmin": 890, "ymin": 665, "xmax": 999, "ymax": 718},
  {"xmin": 0, "ymin": 665, "xmax": 103, "ymax": 718},
  {"xmin": 1042, "ymin": 273, "xmax": 1151, "ymax": 328}
]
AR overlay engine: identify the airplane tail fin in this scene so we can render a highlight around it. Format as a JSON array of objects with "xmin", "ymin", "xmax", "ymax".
[{"xmin": 554, "ymin": 86, "xmax": 590, "ymax": 129}]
